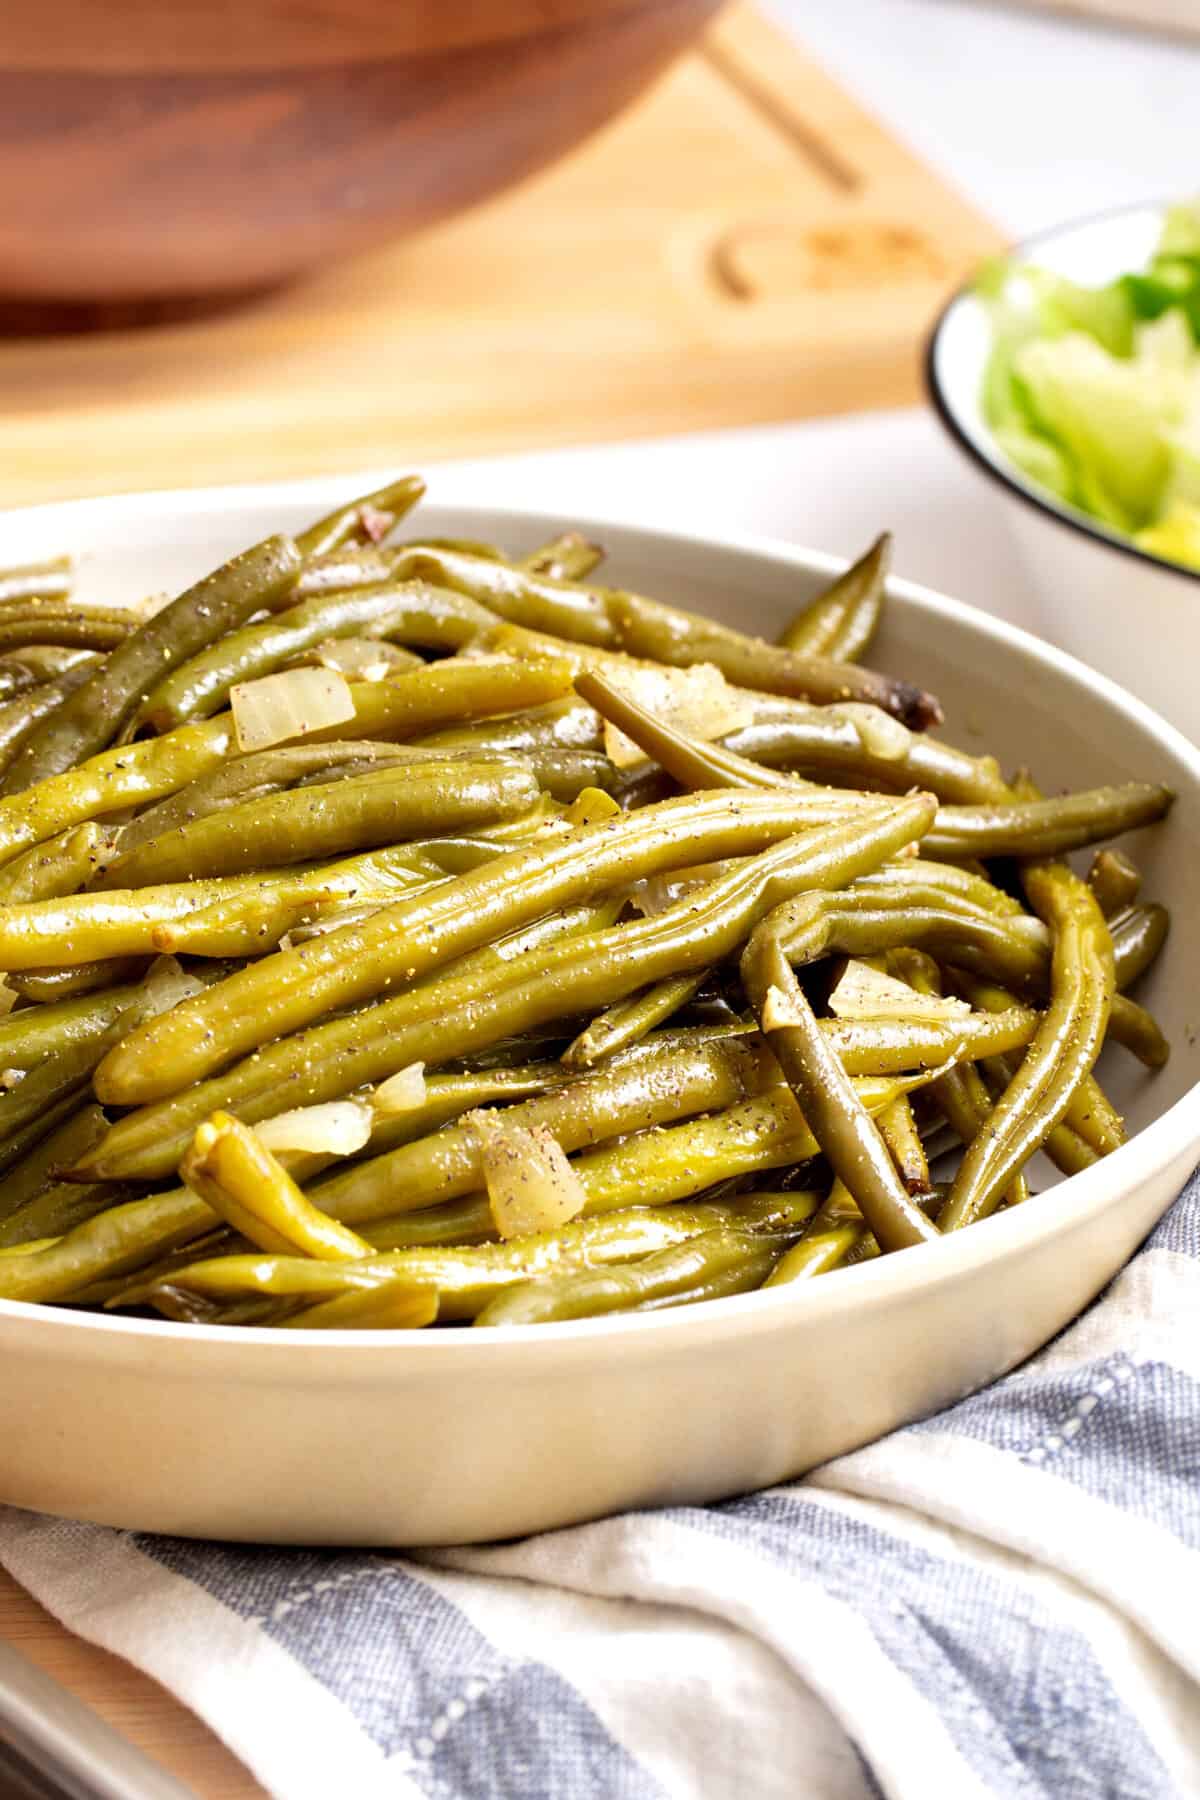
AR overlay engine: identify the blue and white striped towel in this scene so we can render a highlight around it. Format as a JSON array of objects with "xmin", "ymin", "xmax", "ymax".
[{"xmin": 1, "ymin": 1172, "xmax": 1196, "ymax": 1800}]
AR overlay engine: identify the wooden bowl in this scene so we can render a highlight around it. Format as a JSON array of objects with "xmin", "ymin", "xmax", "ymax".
[{"xmin": 0, "ymin": 0, "xmax": 723, "ymax": 304}]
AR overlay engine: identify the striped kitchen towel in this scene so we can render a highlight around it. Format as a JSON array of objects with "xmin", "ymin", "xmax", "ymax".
[{"xmin": 0, "ymin": 1171, "xmax": 1196, "ymax": 1800}]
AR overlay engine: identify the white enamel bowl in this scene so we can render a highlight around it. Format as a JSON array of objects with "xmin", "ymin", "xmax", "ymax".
[
  {"xmin": 927, "ymin": 202, "xmax": 1200, "ymax": 744},
  {"xmin": 0, "ymin": 479, "xmax": 1198, "ymax": 1547}
]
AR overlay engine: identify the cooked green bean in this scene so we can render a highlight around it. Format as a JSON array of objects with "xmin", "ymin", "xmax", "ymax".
[
  {"xmin": 96, "ymin": 788, "xmax": 902, "ymax": 1109},
  {"xmin": 877, "ymin": 1094, "xmax": 930, "ymax": 1195},
  {"xmin": 741, "ymin": 926, "xmax": 939, "ymax": 1252},
  {"xmin": 521, "ymin": 533, "xmax": 605, "ymax": 583},
  {"xmin": 0, "ymin": 869, "xmax": 377, "ymax": 968},
  {"xmin": 137, "ymin": 582, "xmax": 493, "ymax": 731},
  {"xmin": 10, "ymin": 1066, "xmax": 579, "ymax": 1300},
  {"xmin": 128, "ymin": 1194, "xmax": 824, "ymax": 1322},
  {"xmin": 0, "ymin": 536, "xmax": 302, "ymax": 792},
  {"xmin": 0, "ymin": 981, "xmax": 147, "ymax": 1071},
  {"xmin": 475, "ymin": 1229, "xmax": 787, "ymax": 1326},
  {"xmin": 303, "ymin": 655, "xmax": 575, "ymax": 747},
  {"xmin": 313, "ymin": 1033, "xmax": 767, "ymax": 1225},
  {"xmin": 279, "ymin": 1277, "xmax": 438, "ymax": 1330},
  {"xmin": 95, "ymin": 762, "xmax": 539, "ymax": 888},
  {"xmin": 747, "ymin": 882, "xmax": 1049, "ymax": 993},
  {"xmin": 182, "ymin": 1113, "xmax": 372, "ymax": 1260},
  {"xmin": 8, "ymin": 960, "xmax": 145, "ymax": 1003},
  {"xmin": 0, "ymin": 667, "xmax": 38, "ymax": 705},
  {"xmin": 0, "ymin": 604, "xmax": 137, "ymax": 652},
  {"xmin": 1107, "ymin": 994, "xmax": 1170, "ymax": 1068},
  {"xmin": 823, "ymin": 1006, "xmax": 1038, "ymax": 1073},
  {"xmin": 358, "ymin": 1064, "xmax": 573, "ymax": 1169},
  {"xmin": 0, "ymin": 1186, "xmax": 215, "ymax": 1303},
  {"xmin": 857, "ymin": 860, "xmax": 1025, "ymax": 919},
  {"xmin": 401, "ymin": 538, "xmax": 509, "ymax": 562},
  {"xmin": 975, "ymin": 1056, "xmax": 1099, "ymax": 1179},
  {"xmin": 112, "ymin": 739, "xmax": 416, "ymax": 856},
  {"xmin": 358, "ymin": 1071, "xmax": 920, "ymax": 1252},
  {"xmin": 763, "ymin": 1224, "xmax": 865, "ymax": 1284},
  {"xmin": 0, "ymin": 1105, "xmax": 109, "ymax": 1218},
  {"xmin": 0, "ymin": 960, "xmax": 228, "ymax": 1137},
  {"xmin": 406, "ymin": 545, "xmax": 941, "ymax": 726},
  {"xmin": 1087, "ymin": 847, "xmax": 1141, "ymax": 917},
  {"xmin": 576, "ymin": 668, "xmax": 1003, "ymax": 805},
  {"xmin": 779, "ymin": 534, "xmax": 890, "ymax": 661},
  {"xmin": 0, "ymin": 1176, "xmax": 123, "ymax": 1250},
  {"xmin": 924, "ymin": 784, "xmax": 1173, "ymax": 860},
  {"xmin": 939, "ymin": 863, "xmax": 1115, "ymax": 1231},
  {"xmin": 950, "ymin": 968, "xmax": 1133, "ymax": 1144},
  {"xmin": 1108, "ymin": 903, "xmax": 1169, "ymax": 991},
  {"xmin": 547, "ymin": 1082, "xmax": 908, "ymax": 1218},
  {"xmin": 0, "ymin": 1095, "xmax": 85, "ymax": 1182},
  {"xmin": 420, "ymin": 696, "xmax": 605, "ymax": 756},
  {"xmin": 0, "ymin": 556, "xmax": 73, "ymax": 605},
  {"xmin": 84, "ymin": 799, "xmax": 933, "ymax": 1180},
  {"xmin": 0, "ymin": 646, "xmax": 97, "ymax": 687},
  {"xmin": 295, "ymin": 476, "xmax": 425, "ymax": 560},
  {"xmin": 887, "ymin": 948, "xmax": 1029, "ymax": 1211},
  {"xmin": 0, "ymin": 821, "xmax": 113, "ymax": 903},
  {"xmin": 723, "ymin": 716, "xmax": 1009, "ymax": 805},
  {"xmin": 563, "ymin": 971, "xmax": 709, "ymax": 1068},
  {"xmin": 0, "ymin": 656, "xmax": 572, "ymax": 870},
  {"xmin": 0, "ymin": 1021, "xmax": 125, "ymax": 1145},
  {"xmin": 295, "ymin": 549, "xmax": 399, "ymax": 597},
  {"xmin": 161, "ymin": 858, "xmax": 604, "ymax": 965},
  {"xmin": 0, "ymin": 662, "xmax": 99, "ymax": 776}
]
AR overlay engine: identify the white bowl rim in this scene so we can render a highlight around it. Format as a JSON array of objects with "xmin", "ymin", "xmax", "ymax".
[
  {"xmin": 1, "ymin": 479, "xmax": 1197, "ymax": 1361},
  {"xmin": 925, "ymin": 196, "xmax": 1200, "ymax": 592}
]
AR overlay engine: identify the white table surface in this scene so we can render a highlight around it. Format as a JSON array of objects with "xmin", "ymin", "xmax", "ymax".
[
  {"xmin": 765, "ymin": 0, "xmax": 1200, "ymax": 236},
  {"xmin": 430, "ymin": 1, "xmax": 1200, "ymax": 635}
]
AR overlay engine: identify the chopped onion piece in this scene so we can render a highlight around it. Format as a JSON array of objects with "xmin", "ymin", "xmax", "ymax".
[
  {"xmin": 564, "ymin": 787, "xmax": 621, "ymax": 828},
  {"xmin": 829, "ymin": 703, "xmax": 911, "ymax": 763},
  {"xmin": 762, "ymin": 983, "xmax": 805, "ymax": 1031},
  {"xmin": 598, "ymin": 663, "xmax": 755, "ymax": 768},
  {"xmin": 256, "ymin": 1101, "xmax": 373, "ymax": 1157},
  {"xmin": 373, "ymin": 1063, "xmax": 427, "ymax": 1115},
  {"xmin": 829, "ymin": 959, "xmax": 969, "ymax": 1022},
  {"xmin": 141, "ymin": 954, "xmax": 206, "ymax": 1018},
  {"xmin": 472, "ymin": 1114, "xmax": 587, "ymax": 1241},
  {"xmin": 231, "ymin": 667, "xmax": 356, "ymax": 753},
  {"xmin": 0, "ymin": 1067, "xmax": 25, "ymax": 1090}
]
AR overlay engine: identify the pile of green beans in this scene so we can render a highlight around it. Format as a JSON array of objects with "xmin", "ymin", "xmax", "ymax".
[{"xmin": 0, "ymin": 482, "xmax": 1175, "ymax": 1331}]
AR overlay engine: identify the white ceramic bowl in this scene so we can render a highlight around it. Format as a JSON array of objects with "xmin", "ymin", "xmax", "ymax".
[
  {"xmin": 1, "ymin": 478, "xmax": 1198, "ymax": 1547},
  {"xmin": 927, "ymin": 202, "xmax": 1200, "ymax": 744}
]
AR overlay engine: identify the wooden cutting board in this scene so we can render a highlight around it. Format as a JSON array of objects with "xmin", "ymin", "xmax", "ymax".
[
  {"xmin": 0, "ymin": 5, "xmax": 999, "ymax": 509},
  {"xmin": 0, "ymin": 12, "xmax": 999, "ymax": 1796}
]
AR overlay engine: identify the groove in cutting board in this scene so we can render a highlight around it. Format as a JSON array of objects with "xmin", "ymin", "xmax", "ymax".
[{"xmin": 699, "ymin": 34, "xmax": 862, "ymax": 192}]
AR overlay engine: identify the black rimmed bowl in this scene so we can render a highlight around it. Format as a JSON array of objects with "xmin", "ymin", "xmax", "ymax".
[{"xmin": 926, "ymin": 201, "xmax": 1200, "ymax": 746}]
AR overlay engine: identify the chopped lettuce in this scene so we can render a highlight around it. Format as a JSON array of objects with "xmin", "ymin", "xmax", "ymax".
[{"xmin": 977, "ymin": 203, "xmax": 1200, "ymax": 572}]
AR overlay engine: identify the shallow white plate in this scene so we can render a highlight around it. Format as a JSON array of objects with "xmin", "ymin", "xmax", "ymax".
[
  {"xmin": 0, "ymin": 480, "xmax": 1197, "ymax": 1546},
  {"xmin": 927, "ymin": 201, "xmax": 1200, "ymax": 742}
]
